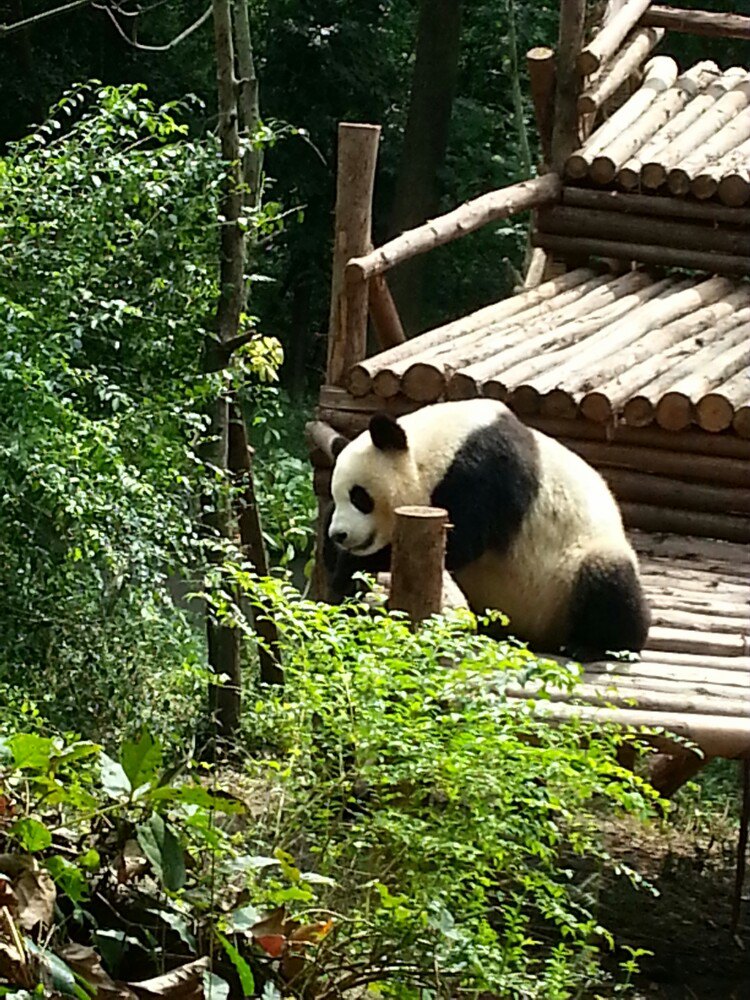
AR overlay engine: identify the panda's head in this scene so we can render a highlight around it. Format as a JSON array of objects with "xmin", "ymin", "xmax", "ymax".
[{"xmin": 329, "ymin": 413, "xmax": 421, "ymax": 557}]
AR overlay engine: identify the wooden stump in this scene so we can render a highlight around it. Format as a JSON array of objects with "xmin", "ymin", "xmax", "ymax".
[{"xmin": 390, "ymin": 506, "xmax": 449, "ymax": 625}]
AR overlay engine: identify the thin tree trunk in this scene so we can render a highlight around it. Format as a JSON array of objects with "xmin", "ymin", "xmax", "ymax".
[
  {"xmin": 204, "ymin": 0, "xmax": 245, "ymax": 741},
  {"xmin": 388, "ymin": 0, "xmax": 463, "ymax": 334}
]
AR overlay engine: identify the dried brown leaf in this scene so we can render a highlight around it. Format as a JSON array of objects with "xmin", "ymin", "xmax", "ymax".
[
  {"xmin": 0, "ymin": 908, "xmax": 36, "ymax": 988},
  {"xmin": 15, "ymin": 864, "xmax": 55, "ymax": 931},
  {"xmin": 59, "ymin": 943, "xmax": 137, "ymax": 1000},
  {"xmin": 0, "ymin": 873, "xmax": 17, "ymax": 912},
  {"xmin": 129, "ymin": 956, "xmax": 209, "ymax": 1000}
]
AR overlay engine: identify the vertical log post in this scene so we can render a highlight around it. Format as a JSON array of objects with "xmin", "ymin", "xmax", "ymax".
[
  {"xmin": 326, "ymin": 123, "xmax": 381, "ymax": 387},
  {"xmin": 390, "ymin": 506, "xmax": 449, "ymax": 625},
  {"xmin": 551, "ymin": 0, "xmax": 587, "ymax": 172},
  {"xmin": 527, "ymin": 46, "xmax": 557, "ymax": 167}
]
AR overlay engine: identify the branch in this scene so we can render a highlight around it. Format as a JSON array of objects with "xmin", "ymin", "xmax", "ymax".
[
  {"xmin": 0, "ymin": 0, "xmax": 90, "ymax": 38},
  {"xmin": 102, "ymin": 2, "xmax": 212, "ymax": 51}
]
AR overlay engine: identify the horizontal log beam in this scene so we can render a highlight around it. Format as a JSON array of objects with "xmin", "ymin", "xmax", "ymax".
[
  {"xmin": 532, "ymin": 231, "xmax": 750, "ymax": 277},
  {"xmin": 346, "ymin": 174, "xmax": 561, "ymax": 284},
  {"xmin": 561, "ymin": 186, "xmax": 750, "ymax": 227},
  {"xmin": 642, "ymin": 6, "xmax": 750, "ymax": 41},
  {"xmin": 537, "ymin": 205, "xmax": 750, "ymax": 257}
]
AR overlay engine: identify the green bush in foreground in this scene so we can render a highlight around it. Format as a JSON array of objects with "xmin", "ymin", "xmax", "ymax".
[{"xmin": 0, "ymin": 579, "xmax": 661, "ymax": 999}]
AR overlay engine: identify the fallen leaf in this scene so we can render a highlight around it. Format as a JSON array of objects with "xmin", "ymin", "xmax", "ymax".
[
  {"xmin": 249, "ymin": 906, "xmax": 294, "ymax": 939},
  {"xmin": 15, "ymin": 863, "xmax": 55, "ymax": 931},
  {"xmin": 0, "ymin": 907, "xmax": 36, "ymax": 989},
  {"xmin": 254, "ymin": 934, "xmax": 286, "ymax": 959},
  {"xmin": 129, "ymin": 956, "xmax": 209, "ymax": 1000},
  {"xmin": 288, "ymin": 918, "xmax": 334, "ymax": 947},
  {"xmin": 59, "ymin": 943, "xmax": 137, "ymax": 1000},
  {"xmin": 116, "ymin": 838, "xmax": 148, "ymax": 884},
  {"xmin": 0, "ymin": 873, "xmax": 17, "ymax": 911}
]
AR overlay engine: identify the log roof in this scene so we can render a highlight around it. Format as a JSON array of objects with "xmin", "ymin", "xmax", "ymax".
[
  {"xmin": 567, "ymin": 57, "xmax": 750, "ymax": 204},
  {"xmin": 347, "ymin": 267, "xmax": 750, "ymax": 438},
  {"xmin": 504, "ymin": 531, "xmax": 750, "ymax": 760}
]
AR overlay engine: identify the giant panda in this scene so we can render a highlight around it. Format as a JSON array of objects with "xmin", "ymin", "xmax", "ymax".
[{"xmin": 325, "ymin": 399, "xmax": 650, "ymax": 660}]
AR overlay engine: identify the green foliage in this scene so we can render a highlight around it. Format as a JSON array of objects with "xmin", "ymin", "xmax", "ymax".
[
  {"xmin": 0, "ymin": 586, "xmax": 661, "ymax": 998},
  {"xmin": 234, "ymin": 576, "xmax": 661, "ymax": 997},
  {"xmin": 0, "ymin": 83, "xmax": 225, "ymax": 738}
]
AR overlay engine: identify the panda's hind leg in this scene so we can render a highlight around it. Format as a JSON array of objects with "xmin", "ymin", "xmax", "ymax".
[{"xmin": 564, "ymin": 549, "xmax": 651, "ymax": 662}]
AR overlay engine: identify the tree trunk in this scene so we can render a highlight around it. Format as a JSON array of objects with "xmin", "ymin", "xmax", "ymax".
[{"xmin": 388, "ymin": 0, "xmax": 463, "ymax": 334}]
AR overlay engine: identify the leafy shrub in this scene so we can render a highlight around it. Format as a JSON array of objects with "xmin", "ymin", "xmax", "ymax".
[{"xmin": 0, "ymin": 581, "xmax": 660, "ymax": 999}]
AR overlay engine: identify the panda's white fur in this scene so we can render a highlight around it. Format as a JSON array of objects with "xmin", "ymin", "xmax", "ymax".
[{"xmin": 328, "ymin": 399, "xmax": 650, "ymax": 656}]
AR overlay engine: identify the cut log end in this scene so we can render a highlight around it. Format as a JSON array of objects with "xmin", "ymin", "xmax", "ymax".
[
  {"xmin": 348, "ymin": 366, "xmax": 372, "ymax": 397},
  {"xmin": 580, "ymin": 391, "xmax": 613, "ymax": 423},
  {"xmin": 542, "ymin": 389, "xmax": 577, "ymax": 420},
  {"xmin": 371, "ymin": 368, "xmax": 403, "ymax": 399},
  {"xmin": 655, "ymin": 392, "xmax": 693, "ymax": 432},
  {"xmin": 718, "ymin": 175, "xmax": 750, "ymax": 208},
  {"xmin": 617, "ymin": 166, "xmax": 640, "ymax": 190},
  {"xmin": 577, "ymin": 50, "xmax": 601, "ymax": 77},
  {"xmin": 447, "ymin": 372, "xmax": 478, "ymax": 401},
  {"xmin": 509, "ymin": 384, "xmax": 542, "ymax": 416},
  {"xmin": 590, "ymin": 156, "xmax": 617, "ymax": 185},
  {"xmin": 482, "ymin": 381, "xmax": 508, "ymax": 402},
  {"xmin": 733, "ymin": 407, "xmax": 750, "ymax": 439},
  {"xmin": 696, "ymin": 394, "xmax": 735, "ymax": 433},
  {"xmin": 641, "ymin": 162, "xmax": 666, "ymax": 189},
  {"xmin": 565, "ymin": 154, "xmax": 590, "ymax": 179},
  {"xmin": 623, "ymin": 396, "xmax": 655, "ymax": 428},
  {"xmin": 401, "ymin": 362, "xmax": 446, "ymax": 403}
]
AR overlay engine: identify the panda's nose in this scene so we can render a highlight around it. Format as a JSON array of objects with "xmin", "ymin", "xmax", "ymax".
[{"xmin": 331, "ymin": 530, "xmax": 348, "ymax": 545}]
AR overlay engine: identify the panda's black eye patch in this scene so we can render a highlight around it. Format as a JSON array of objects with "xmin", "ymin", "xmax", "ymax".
[{"xmin": 349, "ymin": 485, "xmax": 374, "ymax": 514}]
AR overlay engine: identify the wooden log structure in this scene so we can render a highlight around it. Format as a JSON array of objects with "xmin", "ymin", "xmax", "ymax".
[
  {"xmin": 345, "ymin": 174, "xmax": 562, "ymax": 285},
  {"xmin": 667, "ymin": 107, "xmax": 750, "ymax": 196},
  {"xmin": 642, "ymin": 6, "xmax": 750, "ymax": 41},
  {"xmin": 326, "ymin": 123, "xmax": 381, "ymax": 387},
  {"xmin": 566, "ymin": 56, "xmax": 681, "ymax": 179},
  {"xmin": 389, "ymin": 506, "xmax": 449, "ymax": 625},
  {"xmin": 577, "ymin": 0, "xmax": 653, "ymax": 76},
  {"xmin": 615, "ymin": 60, "xmax": 721, "ymax": 188},
  {"xmin": 718, "ymin": 160, "xmax": 750, "ymax": 208},
  {"xmin": 692, "ymin": 137, "xmax": 750, "ymax": 200},
  {"xmin": 577, "ymin": 27, "xmax": 664, "ymax": 115}
]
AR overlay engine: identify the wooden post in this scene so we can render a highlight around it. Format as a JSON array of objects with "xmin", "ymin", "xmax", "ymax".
[
  {"xmin": 390, "ymin": 506, "xmax": 448, "ymax": 625},
  {"xmin": 369, "ymin": 274, "xmax": 407, "ymax": 350},
  {"xmin": 551, "ymin": 0, "xmax": 587, "ymax": 172},
  {"xmin": 527, "ymin": 46, "xmax": 556, "ymax": 166},
  {"xmin": 648, "ymin": 749, "xmax": 707, "ymax": 797},
  {"xmin": 327, "ymin": 123, "xmax": 381, "ymax": 386}
]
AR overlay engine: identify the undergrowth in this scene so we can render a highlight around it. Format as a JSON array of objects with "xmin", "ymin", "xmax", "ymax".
[{"xmin": 0, "ymin": 579, "xmax": 663, "ymax": 1000}]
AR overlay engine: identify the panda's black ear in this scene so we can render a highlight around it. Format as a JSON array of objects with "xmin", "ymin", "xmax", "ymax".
[
  {"xmin": 369, "ymin": 413, "xmax": 408, "ymax": 452},
  {"xmin": 330, "ymin": 434, "xmax": 348, "ymax": 460}
]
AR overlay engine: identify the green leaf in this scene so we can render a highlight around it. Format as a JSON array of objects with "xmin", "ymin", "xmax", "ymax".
[
  {"xmin": 120, "ymin": 729, "xmax": 162, "ymax": 794},
  {"xmin": 137, "ymin": 814, "xmax": 186, "ymax": 892},
  {"xmin": 12, "ymin": 817, "xmax": 52, "ymax": 852},
  {"xmin": 100, "ymin": 752, "xmax": 132, "ymax": 799},
  {"xmin": 9, "ymin": 734, "xmax": 54, "ymax": 771},
  {"xmin": 45, "ymin": 855, "xmax": 88, "ymax": 904},
  {"xmin": 216, "ymin": 934, "xmax": 254, "ymax": 997},
  {"xmin": 149, "ymin": 907, "xmax": 196, "ymax": 949}
]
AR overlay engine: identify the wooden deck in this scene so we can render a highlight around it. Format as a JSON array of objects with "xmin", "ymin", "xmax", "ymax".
[
  {"xmin": 503, "ymin": 531, "xmax": 750, "ymax": 760},
  {"xmin": 346, "ymin": 268, "xmax": 750, "ymax": 437}
]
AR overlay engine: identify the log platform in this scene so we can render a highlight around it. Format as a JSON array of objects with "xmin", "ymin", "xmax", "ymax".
[
  {"xmin": 311, "ymin": 1, "xmax": 750, "ymax": 834},
  {"xmin": 504, "ymin": 530, "xmax": 750, "ymax": 767}
]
